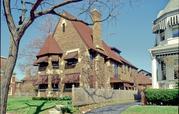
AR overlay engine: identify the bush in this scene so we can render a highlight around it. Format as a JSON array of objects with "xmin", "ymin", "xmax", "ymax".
[
  {"xmin": 145, "ymin": 88, "xmax": 179, "ymax": 105},
  {"xmin": 61, "ymin": 105, "xmax": 73, "ymax": 114},
  {"xmin": 32, "ymin": 97, "xmax": 58, "ymax": 100},
  {"xmin": 32, "ymin": 96, "xmax": 72, "ymax": 101},
  {"xmin": 59, "ymin": 96, "xmax": 72, "ymax": 101}
]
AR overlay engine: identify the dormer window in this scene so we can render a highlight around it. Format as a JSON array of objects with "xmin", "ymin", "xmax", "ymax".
[
  {"xmin": 62, "ymin": 23, "xmax": 65, "ymax": 32},
  {"xmin": 64, "ymin": 51, "xmax": 78, "ymax": 69},
  {"xmin": 65, "ymin": 59, "xmax": 78, "ymax": 69}
]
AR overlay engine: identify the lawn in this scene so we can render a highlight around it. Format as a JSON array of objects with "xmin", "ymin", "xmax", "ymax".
[
  {"xmin": 121, "ymin": 105, "xmax": 178, "ymax": 114},
  {"xmin": 7, "ymin": 96, "xmax": 73, "ymax": 114}
]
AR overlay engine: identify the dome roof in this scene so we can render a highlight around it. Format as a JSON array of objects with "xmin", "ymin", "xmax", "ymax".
[{"xmin": 157, "ymin": 0, "xmax": 179, "ymax": 18}]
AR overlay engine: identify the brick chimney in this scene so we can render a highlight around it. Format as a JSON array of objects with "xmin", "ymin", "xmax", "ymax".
[{"xmin": 91, "ymin": 9, "xmax": 104, "ymax": 50}]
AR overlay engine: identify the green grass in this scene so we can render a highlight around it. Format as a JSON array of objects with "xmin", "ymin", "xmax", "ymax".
[
  {"xmin": 7, "ymin": 96, "xmax": 72, "ymax": 114},
  {"xmin": 121, "ymin": 105, "xmax": 178, "ymax": 114}
]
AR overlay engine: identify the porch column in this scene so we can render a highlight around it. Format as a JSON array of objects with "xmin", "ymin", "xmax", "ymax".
[
  {"xmin": 152, "ymin": 57, "xmax": 159, "ymax": 88},
  {"xmin": 47, "ymin": 75, "xmax": 52, "ymax": 97}
]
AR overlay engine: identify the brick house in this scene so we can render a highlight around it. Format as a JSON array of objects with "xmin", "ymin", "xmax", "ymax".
[
  {"xmin": 34, "ymin": 10, "xmax": 151, "ymax": 97},
  {"xmin": 0, "ymin": 56, "xmax": 17, "ymax": 96}
]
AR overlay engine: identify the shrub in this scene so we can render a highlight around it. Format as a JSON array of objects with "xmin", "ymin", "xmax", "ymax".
[
  {"xmin": 145, "ymin": 88, "xmax": 179, "ymax": 105},
  {"xmin": 32, "ymin": 97, "xmax": 58, "ymax": 100},
  {"xmin": 59, "ymin": 96, "xmax": 72, "ymax": 101},
  {"xmin": 61, "ymin": 105, "xmax": 73, "ymax": 114},
  {"xmin": 32, "ymin": 96, "xmax": 72, "ymax": 101}
]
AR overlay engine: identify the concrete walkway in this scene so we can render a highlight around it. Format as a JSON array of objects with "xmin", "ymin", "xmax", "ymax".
[{"xmin": 85, "ymin": 102, "xmax": 140, "ymax": 114}]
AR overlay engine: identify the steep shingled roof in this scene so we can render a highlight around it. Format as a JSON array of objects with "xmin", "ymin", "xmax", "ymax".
[
  {"xmin": 68, "ymin": 15, "xmax": 107, "ymax": 56},
  {"xmin": 37, "ymin": 35, "xmax": 63, "ymax": 57},
  {"xmin": 62, "ymin": 12, "xmax": 136, "ymax": 68}
]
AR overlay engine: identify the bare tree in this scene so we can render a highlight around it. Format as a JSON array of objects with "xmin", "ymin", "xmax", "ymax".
[
  {"xmin": 18, "ymin": 15, "xmax": 57, "ymax": 76},
  {"xmin": 1, "ymin": 0, "xmax": 127, "ymax": 113}
]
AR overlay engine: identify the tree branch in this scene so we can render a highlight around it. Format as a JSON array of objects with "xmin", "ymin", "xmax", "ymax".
[
  {"xmin": 30, "ymin": 0, "xmax": 44, "ymax": 19},
  {"xmin": 34, "ymin": 0, "xmax": 83, "ymax": 18},
  {"xmin": 3, "ymin": 0, "xmax": 16, "ymax": 35},
  {"xmin": 52, "ymin": 10, "xmax": 111, "ymax": 25}
]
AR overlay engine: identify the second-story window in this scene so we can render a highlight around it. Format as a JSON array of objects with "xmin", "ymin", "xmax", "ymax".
[
  {"xmin": 114, "ymin": 63, "xmax": 118, "ymax": 78},
  {"xmin": 52, "ymin": 61, "xmax": 59, "ymax": 69},
  {"xmin": 90, "ymin": 52, "xmax": 96, "ymax": 63},
  {"xmin": 172, "ymin": 27, "xmax": 179, "ymax": 37},
  {"xmin": 64, "ymin": 51, "xmax": 78, "ymax": 69},
  {"xmin": 65, "ymin": 59, "xmax": 78, "ymax": 69},
  {"xmin": 39, "ymin": 63, "xmax": 48, "ymax": 71},
  {"xmin": 160, "ymin": 31, "xmax": 165, "ymax": 41}
]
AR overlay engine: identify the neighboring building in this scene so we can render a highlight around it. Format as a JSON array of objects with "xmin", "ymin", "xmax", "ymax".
[
  {"xmin": 0, "ymin": 56, "xmax": 17, "ymax": 96},
  {"xmin": 34, "ymin": 10, "xmax": 151, "ymax": 97},
  {"xmin": 0, "ymin": 56, "xmax": 7, "ymax": 77},
  {"xmin": 149, "ymin": 0, "xmax": 179, "ymax": 89},
  {"xmin": 138, "ymin": 69, "xmax": 152, "ymax": 78}
]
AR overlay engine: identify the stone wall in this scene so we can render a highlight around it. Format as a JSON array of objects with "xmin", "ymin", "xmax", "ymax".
[{"xmin": 72, "ymin": 87, "xmax": 137, "ymax": 106}]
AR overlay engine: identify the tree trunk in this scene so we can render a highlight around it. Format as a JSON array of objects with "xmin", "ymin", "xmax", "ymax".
[{"xmin": 1, "ymin": 35, "xmax": 20, "ymax": 114}]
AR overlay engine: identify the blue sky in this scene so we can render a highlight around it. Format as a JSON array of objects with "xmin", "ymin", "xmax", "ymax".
[{"xmin": 1, "ymin": 0, "xmax": 168, "ymax": 79}]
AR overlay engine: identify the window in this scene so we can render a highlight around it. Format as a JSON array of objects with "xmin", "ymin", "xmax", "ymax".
[
  {"xmin": 52, "ymin": 61, "xmax": 59, "ymax": 69},
  {"xmin": 160, "ymin": 31, "xmax": 165, "ymax": 41},
  {"xmin": 64, "ymin": 83, "xmax": 79, "ymax": 91},
  {"xmin": 174, "ymin": 69, "xmax": 179, "ymax": 79},
  {"xmin": 161, "ymin": 61, "xmax": 166, "ymax": 80},
  {"xmin": 62, "ymin": 23, "xmax": 65, "ymax": 32},
  {"xmin": 39, "ymin": 63, "xmax": 48, "ymax": 71},
  {"xmin": 65, "ymin": 59, "xmax": 78, "ymax": 69},
  {"xmin": 38, "ymin": 84, "xmax": 48, "ymax": 91},
  {"xmin": 172, "ymin": 27, "xmax": 179, "ymax": 37},
  {"xmin": 90, "ymin": 52, "xmax": 96, "ymax": 63},
  {"xmin": 114, "ymin": 63, "xmax": 118, "ymax": 78},
  {"xmin": 52, "ymin": 84, "xmax": 59, "ymax": 91}
]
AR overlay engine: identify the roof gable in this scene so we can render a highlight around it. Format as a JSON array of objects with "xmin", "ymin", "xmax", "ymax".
[{"xmin": 37, "ymin": 35, "xmax": 63, "ymax": 57}]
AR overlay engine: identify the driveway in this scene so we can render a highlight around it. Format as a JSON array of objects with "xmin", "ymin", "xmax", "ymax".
[{"xmin": 85, "ymin": 102, "xmax": 140, "ymax": 114}]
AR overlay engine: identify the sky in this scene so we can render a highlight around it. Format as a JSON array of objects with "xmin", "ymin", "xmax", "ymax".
[{"xmin": 1, "ymin": 0, "xmax": 169, "ymax": 80}]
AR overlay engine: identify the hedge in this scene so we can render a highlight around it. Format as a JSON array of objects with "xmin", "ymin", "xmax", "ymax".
[
  {"xmin": 32, "ymin": 96, "xmax": 72, "ymax": 101},
  {"xmin": 145, "ymin": 88, "xmax": 179, "ymax": 105}
]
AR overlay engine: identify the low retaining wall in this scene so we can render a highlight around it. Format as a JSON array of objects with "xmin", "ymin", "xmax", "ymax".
[{"xmin": 72, "ymin": 87, "xmax": 137, "ymax": 106}]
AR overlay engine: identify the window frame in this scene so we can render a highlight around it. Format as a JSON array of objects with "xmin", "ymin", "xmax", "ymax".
[
  {"xmin": 52, "ymin": 61, "xmax": 59, "ymax": 69},
  {"xmin": 172, "ymin": 26, "xmax": 179, "ymax": 38}
]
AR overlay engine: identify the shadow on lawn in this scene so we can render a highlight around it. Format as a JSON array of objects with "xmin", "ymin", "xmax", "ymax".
[{"xmin": 25, "ymin": 101, "xmax": 55, "ymax": 114}]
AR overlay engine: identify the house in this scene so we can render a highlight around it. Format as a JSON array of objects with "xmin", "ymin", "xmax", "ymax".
[
  {"xmin": 34, "ymin": 10, "xmax": 151, "ymax": 97},
  {"xmin": 0, "ymin": 56, "xmax": 17, "ymax": 96},
  {"xmin": 149, "ymin": 0, "xmax": 179, "ymax": 89},
  {"xmin": 138, "ymin": 69, "xmax": 152, "ymax": 78}
]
